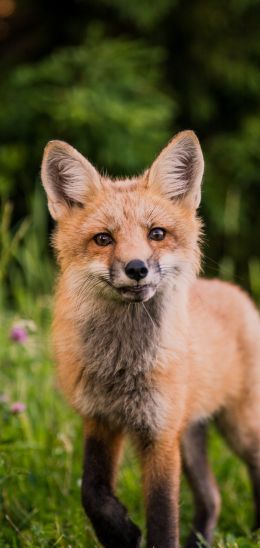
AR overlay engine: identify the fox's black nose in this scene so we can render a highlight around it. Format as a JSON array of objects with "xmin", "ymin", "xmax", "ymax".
[{"xmin": 125, "ymin": 259, "xmax": 148, "ymax": 281}]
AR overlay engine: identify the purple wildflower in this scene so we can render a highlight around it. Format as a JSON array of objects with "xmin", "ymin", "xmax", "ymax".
[
  {"xmin": 10, "ymin": 325, "xmax": 28, "ymax": 343},
  {"xmin": 10, "ymin": 402, "xmax": 26, "ymax": 414}
]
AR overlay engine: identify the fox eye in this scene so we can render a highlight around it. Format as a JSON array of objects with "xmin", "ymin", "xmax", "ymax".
[
  {"xmin": 94, "ymin": 233, "xmax": 113, "ymax": 246},
  {"xmin": 148, "ymin": 227, "xmax": 166, "ymax": 241}
]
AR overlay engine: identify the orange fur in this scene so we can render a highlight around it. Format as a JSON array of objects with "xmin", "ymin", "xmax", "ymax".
[{"xmin": 41, "ymin": 131, "xmax": 260, "ymax": 547}]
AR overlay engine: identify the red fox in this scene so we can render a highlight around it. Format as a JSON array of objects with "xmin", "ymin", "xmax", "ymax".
[{"xmin": 41, "ymin": 131, "xmax": 260, "ymax": 548}]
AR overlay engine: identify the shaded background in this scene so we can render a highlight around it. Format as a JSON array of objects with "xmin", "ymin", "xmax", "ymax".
[{"xmin": 0, "ymin": 0, "xmax": 260, "ymax": 307}]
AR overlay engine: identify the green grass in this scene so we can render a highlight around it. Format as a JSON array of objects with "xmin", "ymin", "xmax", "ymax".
[{"xmin": 1, "ymin": 301, "xmax": 260, "ymax": 548}]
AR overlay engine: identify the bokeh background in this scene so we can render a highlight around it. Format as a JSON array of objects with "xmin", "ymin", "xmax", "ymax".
[
  {"xmin": 1, "ymin": 1, "xmax": 260, "ymax": 546},
  {"xmin": 1, "ymin": 0, "xmax": 260, "ymax": 308}
]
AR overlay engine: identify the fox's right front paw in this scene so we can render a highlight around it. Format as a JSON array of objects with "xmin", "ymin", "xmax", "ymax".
[
  {"xmin": 103, "ymin": 518, "xmax": 141, "ymax": 548},
  {"xmin": 124, "ymin": 520, "xmax": 142, "ymax": 548}
]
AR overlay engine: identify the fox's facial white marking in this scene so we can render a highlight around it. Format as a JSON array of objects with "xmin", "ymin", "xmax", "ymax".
[
  {"xmin": 78, "ymin": 247, "xmax": 185, "ymax": 304},
  {"xmin": 109, "ymin": 258, "xmax": 162, "ymax": 302}
]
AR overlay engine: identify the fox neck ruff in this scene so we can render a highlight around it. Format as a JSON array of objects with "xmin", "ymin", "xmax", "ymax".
[{"xmin": 73, "ymin": 293, "xmax": 168, "ymax": 435}]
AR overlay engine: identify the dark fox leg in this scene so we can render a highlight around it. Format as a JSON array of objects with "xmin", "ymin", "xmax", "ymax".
[
  {"xmin": 81, "ymin": 420, "xmax": 141, "ymax": 548},
  {"xmin": 137, "ymin": 433, "xmax": 181, "ymax": 548},
  {"xmin": 182, "ymin": 423, "xmax": 221, "ymax": 548},
  {"xmin": 216, "ymin": 406, "xmax": 260, "ymax": 532},
  {"xmin": 248, "ymin": 463, "xmax": 260, "ymax": 530}
]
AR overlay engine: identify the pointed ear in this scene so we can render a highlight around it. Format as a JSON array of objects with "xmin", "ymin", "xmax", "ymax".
[
  {"xmin": 41, "ymin": 140, "xmax": 101, "ymax": 220},
  {"xmin": 147, "ymin": 130, "xmax": 204, "ymax": 209}
]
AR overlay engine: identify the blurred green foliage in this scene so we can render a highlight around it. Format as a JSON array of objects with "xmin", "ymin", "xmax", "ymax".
[{"xmin": 0, "ymin": 0, "xmax": 260, "ymax": 306}]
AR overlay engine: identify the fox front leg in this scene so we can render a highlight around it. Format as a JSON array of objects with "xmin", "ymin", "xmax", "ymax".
[
  {"xmin": 81, "ymin": 420, "xmax": 141, "ymax": 548},
  {"xmin": 138, "ymin": 433, "xmax": 181, "ymax": 548}
]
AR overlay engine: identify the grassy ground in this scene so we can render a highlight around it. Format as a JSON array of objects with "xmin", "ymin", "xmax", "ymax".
[{"xmin": 1, "ymin": 300, "xmax": 260, "ymax": 548}]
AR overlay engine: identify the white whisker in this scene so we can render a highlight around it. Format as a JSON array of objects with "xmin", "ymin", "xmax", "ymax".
[{"xmin": 142, "ymin": 302, "xmax": 156, "ymax": 330}]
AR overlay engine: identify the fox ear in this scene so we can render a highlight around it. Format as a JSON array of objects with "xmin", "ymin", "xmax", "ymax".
[
  {"xmin": 41, "ymin": 140, "xmax": 101, "ymax": 220},
  {"xmin": 148, "ymin": 130, "xmax": 204, "ymax": 209}
]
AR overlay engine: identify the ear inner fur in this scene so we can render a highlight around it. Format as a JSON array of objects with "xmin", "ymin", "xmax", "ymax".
[
  {"xmin": 148, "ymin": 130, "xmax": 204, "ymax": 209},
  {"xmin": 41, "ymin": 140, "xmax": 101, "ymax": 220}
]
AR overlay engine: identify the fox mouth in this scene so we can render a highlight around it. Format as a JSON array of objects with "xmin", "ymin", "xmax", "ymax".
[
  {"xmin": 114, "ymin": 284, "xmax": 155, "ymax": 302},
  {"xmin": 100, "ymin": 277, "xmax": 157, "ymax": 302}
]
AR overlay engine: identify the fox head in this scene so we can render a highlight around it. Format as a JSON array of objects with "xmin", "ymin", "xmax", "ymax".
[{"xmin": 41, "ymin": 131, "xmax": 204, "ymax": 304}]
